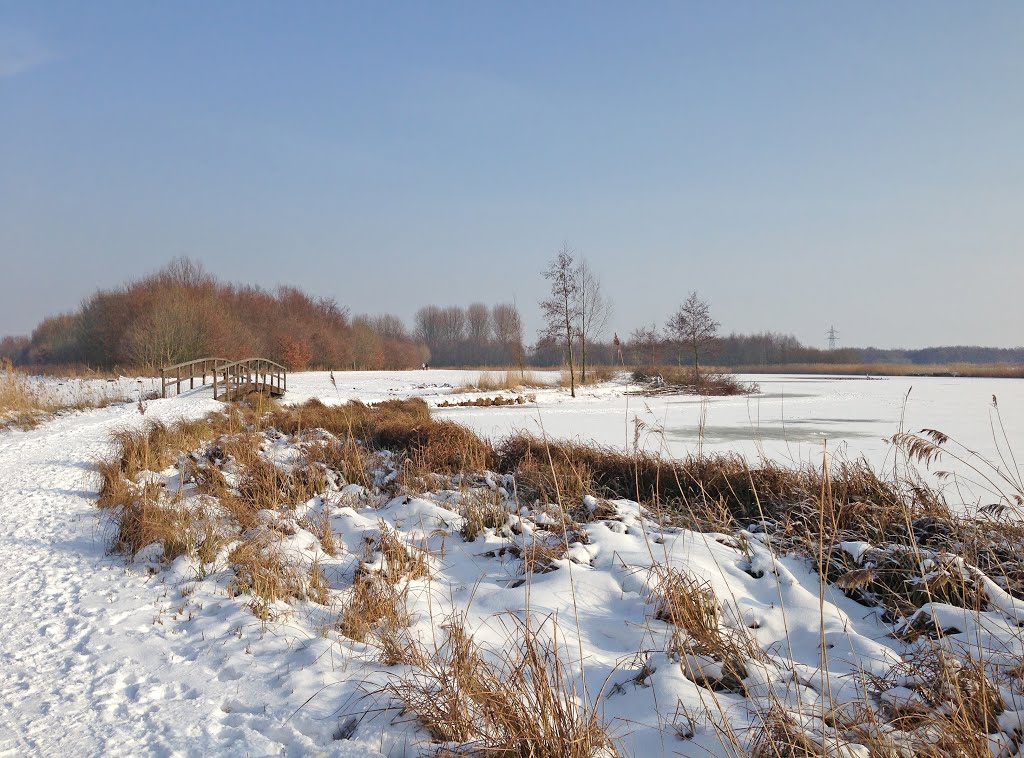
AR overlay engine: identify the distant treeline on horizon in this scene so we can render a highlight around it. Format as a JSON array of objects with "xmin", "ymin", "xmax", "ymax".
[{"xmin": 2, "ymin": 259, "xmax": 1021, "ymax": 371}]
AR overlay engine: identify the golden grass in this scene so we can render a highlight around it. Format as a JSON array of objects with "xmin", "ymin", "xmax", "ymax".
[
  {"xmin": 649, "ymin": 565, "xmax": 758, "ymax": 694},
  {"xmin": 458, "ymin": 488, "xmax": 509, "ymax": 542},
  {"xmin": 456, "ymin": 369, "xmax": 551, "ymax": 392},
  {"xmin": 630, "ymin": 366, "xmax": 757, "ymax": 396},
  {"xmin": 227, "ymin": 533, "xmax": 328, "ymax": 619},
  {"xmin": 338, "ymin": 574, "xmax": 409, "ymax": 643},
  {"xmin": 108, "ymin": 418, "xmax": 212, "ymax": 480},
  {"xmin": 0, "ymin": 361, "xmax": 150, "ymax": 430},
  {"xmin": 361, "ymin": 521, "xmax": 431, "ymax": 584},
  {"xmin": 299, "ymin": 508, "xmax": 338, "ymax": 556},
  {"xmin": 563, "ymin": 364, "xmax": 618, "ymax": 387},
  {"xmin": 112, "ymin": 493, "xmax": 196, "ymax": 560},
  {"xmin": 381, "ymin": 613, "xmax": 620, "ymax": 756},
  {"xmin": 0, "ymin": 362, "xmax": 62, "ymax": 429},
  {"xmin": 5, "ymin": 363, "xmax": 143, "ymax": 379}
]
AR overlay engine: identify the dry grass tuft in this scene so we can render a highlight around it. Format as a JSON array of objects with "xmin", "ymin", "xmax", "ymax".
[
  {"xmin": 650, "ymin": 565, "xmax": 756, "ymax": 693},
  {"xmin": 1, "ymin": 360, "xmax": 139, "ymax": 430},
  {"xmin": 382, "ymin": 613, "xmax": 620, "ymax": 756},
  {"xmin": 377, "ymin": 419, "xmax": 492, "ymax": 476},
  {"xmin": 459, "ymin": 489, "xmax": 509, "ymax": 541},
  {"xmin": 651, "ymin": 567, "xmax": 721, "ymax": 652},
  {"xmin": 0, "ymin": 362, "xmax": 59, "ymax": 429},
  {"xmin": 338, "ymin": 574, "xmax": 410, "ymax": 644},
  {"xmin": 456, "ymin": 370, "xmax": 550, "ymax": 392},
  {"xmin": 109, "ymin": 418, "xmax": 213, "ymax": 481},
  {"xmin": 847, "ymin": 652, "xmax": 1007, "ymax": 756},
  {"xmin": 227, "ymin": 534, "xmax": 327, "ymax": 619},
  {"xmin": 234, "ymin": 458, "xmax": 326, "ymax": 514},
  {"xmin": 299, "ymin": 508, "xmax": 338, "ymax": 556},
  {"xmin": 829, "ymin": 544, "xmax": 989, "ymax": 625},
  {"xmin": 631, "ymin": 366, "xmax": 757, "ymax": 396},
  {"xmin": 751, "ymin": 703, "xmax": 829, "ymax": 757},
  {"xmin": 514, "ymin": 539, "xmax": 570, "ymax": 575},
  {"xmin": 111, "ymin": 493, "xmax": 204, "ymax": 560},
  {"xmin": 360, "ymin": 521, "xmax": 431, "ymax": 584},
  {"xmin": 303, "ymin": 437, "xmax": 375, "ymax": 489}
]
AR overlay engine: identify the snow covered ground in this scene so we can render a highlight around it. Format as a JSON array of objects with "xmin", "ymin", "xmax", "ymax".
[{"xmin": 1, "ymin": 370, "xmax": 1022, "ymax": 756}]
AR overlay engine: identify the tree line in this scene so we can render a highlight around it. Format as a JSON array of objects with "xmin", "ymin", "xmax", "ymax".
[{"xmin": 2, "ymin": 254, "xmax": 1020, "ymax": 372}]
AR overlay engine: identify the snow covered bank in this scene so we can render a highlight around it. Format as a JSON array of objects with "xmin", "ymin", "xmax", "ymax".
[{"xmin": 2, "ymin": 370, "xmax": 1022, "ymax": 756}]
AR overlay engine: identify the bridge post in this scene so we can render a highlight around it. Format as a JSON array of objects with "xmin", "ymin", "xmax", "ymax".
[{"xmin": 160, "ymin": 368, "xmax": 166, "ymax": 399}]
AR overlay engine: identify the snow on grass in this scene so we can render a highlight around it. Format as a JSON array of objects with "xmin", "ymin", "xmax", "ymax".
[{"xmin": 2, "ymin": 369, "xmax": 1023, "ymax": 755}]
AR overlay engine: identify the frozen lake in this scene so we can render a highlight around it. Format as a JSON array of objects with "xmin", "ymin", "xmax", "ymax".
[
  {"xmin": 444, "ymin": 374, "xmax": 1021, "ymax": 467},
  {"xmin": 283, "ymin": 370, "xmax": 1024, "ymax": 501}
]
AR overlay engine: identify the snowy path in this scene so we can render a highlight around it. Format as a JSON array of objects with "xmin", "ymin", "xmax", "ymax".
[{"xmin": 0, "ymin": 398, "xmax": 374, "ymax": 757}]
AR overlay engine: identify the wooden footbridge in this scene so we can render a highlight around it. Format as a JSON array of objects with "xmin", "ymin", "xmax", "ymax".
[{"xmin": 159, "ymin": 357, "xmax": 287, "ymax": 401}]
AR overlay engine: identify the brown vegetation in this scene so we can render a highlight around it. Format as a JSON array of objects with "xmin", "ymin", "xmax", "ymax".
[
  {"xmin": 454, "ymin": 369, "xmax": 549, "ymax": 393},
  {"xmin": 0, "ymin": 360, "xmax": 138, "ymax": 430},
  {"xmin": 630, "ymin": 366, "xmax": 758, "ymax": 396},
  {"xmin": 7, "ymin": 257, "xmax": 423, "ymax": 371},
  {"xmin": 380, "ymin": 613, "xmax": 620, "ymax": 756}
]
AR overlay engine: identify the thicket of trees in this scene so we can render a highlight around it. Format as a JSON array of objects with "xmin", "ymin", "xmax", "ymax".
[
  {"xmin": 859, "ymin": 345, "xmax": 1024, "ymax": 365},
  {"xmin": 412, "ymin": 302, "xmax": 525, "ymax": 367},
  {"xmin": 2, "ymin": 259, "xmax": 424, "ymax": 370}
]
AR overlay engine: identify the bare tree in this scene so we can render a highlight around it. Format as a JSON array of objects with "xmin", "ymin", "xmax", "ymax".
[
  {"xmin": 575, "ymin": 258, "xmax": 612, "ymax": 383},
  {"xmin": 369, "ymin": 313, "xmax": 407, "ymax": 340},
  {"xmin": 628, "ymin": 324, "xmax": 661, "ymax": 368},
  {"xmin": 492, "ymin": 302, "xmax": 524, "ymax": 367},
  {"xmin": 666, "ymin": 291, "xmax": 720, "ymax": 380},
  {"xmin": 540, "ymin": 243, "xmax": 579, "ymax": 397},
  {"xmin": 439, "ymin": 306, "xmax": 466, "ymax": 346},
  {"xmin": 466, "ymin": 302, "xmax": 491, "ymax": 363},
  {"xmin": 414, "ymin": 305, "xmax": 444, "ymax": 348}
]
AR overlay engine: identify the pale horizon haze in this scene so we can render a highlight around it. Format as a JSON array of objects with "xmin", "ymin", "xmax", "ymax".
[{"xmin": 2, "ymin": 2, "xmax": 1022, "ymax": 349}]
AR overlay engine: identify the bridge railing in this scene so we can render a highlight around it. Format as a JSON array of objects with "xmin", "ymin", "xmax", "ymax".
[
  {"xmin": 159, "ymin": 357, "xmax": 229, "ymax": 398},
  {"xmin": 159, "ymin": 357, "xmax": 288, "ymax": 400},
  {"xmin": 212, "ymin": 358, "xmax": 288, "ymax": 401}
]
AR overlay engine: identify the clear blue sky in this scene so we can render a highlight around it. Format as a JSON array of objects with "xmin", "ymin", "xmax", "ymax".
[{"xmin": 2, "ymin": 2, "xmax": 1022, "ymax": 348}]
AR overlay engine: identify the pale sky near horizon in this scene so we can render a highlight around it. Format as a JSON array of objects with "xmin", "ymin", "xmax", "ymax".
[{"xmin": 1, "ymin": 2, "xmax": 1022, "ymax": 349}]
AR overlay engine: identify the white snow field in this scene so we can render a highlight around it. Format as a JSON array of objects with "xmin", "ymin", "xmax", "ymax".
[{"xmin": 0, "ymin": 370, "xmax": 1022, "ymax": 756}]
